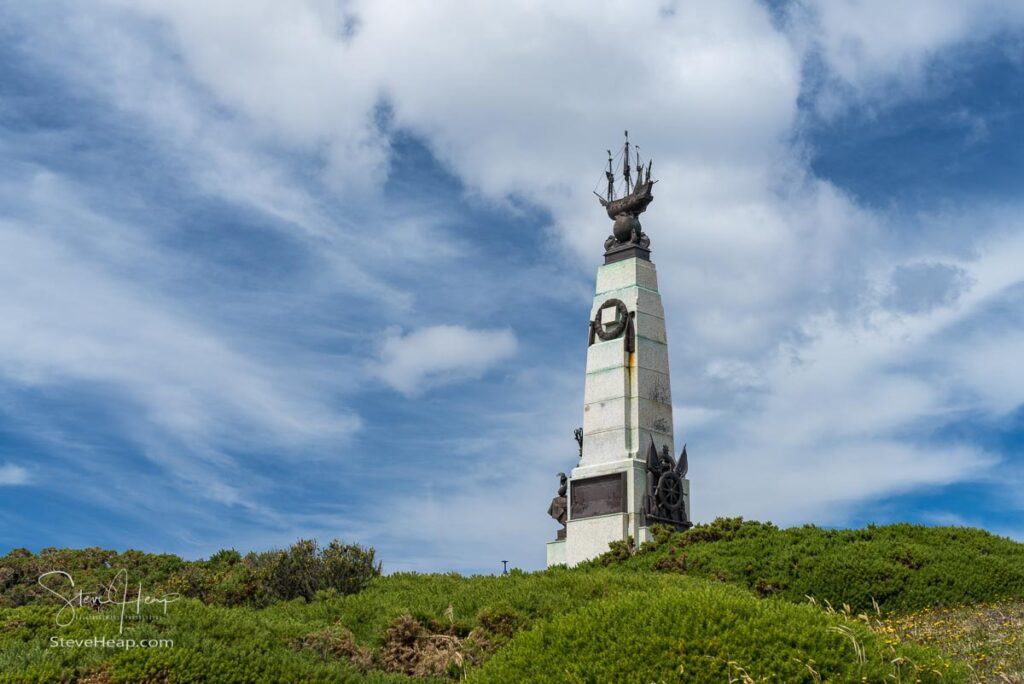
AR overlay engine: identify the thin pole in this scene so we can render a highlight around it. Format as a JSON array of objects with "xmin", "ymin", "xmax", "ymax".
[
  {"xmin": 623, "ymin": 130, "xmax": 631, "ymax": 194},
  {"xmin": 606, "ymin": 150, "xmax": 615, "ymax": 201}
]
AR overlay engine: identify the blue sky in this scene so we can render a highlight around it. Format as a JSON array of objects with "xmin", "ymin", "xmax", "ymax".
[{"xmin": 1, "ymin": 1, "xmax": 1023, "ymax": 574}]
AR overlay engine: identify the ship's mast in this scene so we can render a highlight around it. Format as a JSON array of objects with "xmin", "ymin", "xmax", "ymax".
[
  {"xmin": 605, "ymin": 149, "xmax": 615, "ymax": 201},
  {"xmin": 623, "ymin": 130, "xmax": 632, "ymax": 194}
]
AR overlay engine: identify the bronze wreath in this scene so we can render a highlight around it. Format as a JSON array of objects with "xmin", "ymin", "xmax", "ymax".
[{"xmin": 593, "ymin": 299, "xmax": 629, "ymax": 341}]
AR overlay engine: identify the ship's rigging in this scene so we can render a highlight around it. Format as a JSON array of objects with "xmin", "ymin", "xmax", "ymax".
[{"xmin": 594, "ymin": 130, "xmax": 656, "ymax": 221}]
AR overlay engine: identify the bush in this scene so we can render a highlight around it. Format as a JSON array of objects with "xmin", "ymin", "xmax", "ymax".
[
  {"xmin": 3, "ymin": 524, "xmax": 1017, "ymax": 681},
  {"xmin": 470, "ymin": 582, "xmax": 968, "ymax": 683},
  {"xmin": 266, "ymin": 539, "xmax": 381, "ymax": 603},
  {"xmin": 297, "ymin": 623, "xmax": 374, "ymax": 672},
  {"xmin": 601, "ymin": 536, "xmax": 636, "ymax": 565},
  {"xmin": 207, "ymin": 549, "xmax": 242, "ymax": 569},
  {"xmin": 0, "ymin": 567, "xmax": 969, "ymax": 683},
  {"xmin": 321, "ymin": 540, "xmax": 381, "ymax": 596},
  {"xmin": 607, "ymin": 518, "xmax": 1024, "ymax": 613},
  {"xmin": 268, "ymin": 539, "xmax": 321, "ymax": 602},
  {"xmin": 0, "ymin": 538, "xmax": 381, "ymax": 610}
]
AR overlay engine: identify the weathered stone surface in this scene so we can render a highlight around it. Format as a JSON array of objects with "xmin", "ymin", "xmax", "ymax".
[
  {"xmin": 583, "ymin": 367, "xmax": 631, "ymax": 404},
  {"xmin": 589, "ymin": 285, "xmax": 665, "ymax": 320},
  {"xmin": 681, "ymin": 478, "xmax": 690, "ymax": 522},
  {"xmin": 546, "ymin": 539, "xmax": 566, "ymax": 566},
  {"xmin": 584, "ymin": 367, "xmax": 671, "ymax": 405},
  {"xmin": 595, "ymin": 257, "xmax": 659, "ymax": 294},
  {"xmin": 582, "ymin": 397, "xmax": 629, "ymax": 435},
  {"xmin": 572, "ymin": 457, "xmax": 638, "ymax": 480},
  {"xmin": 551, "ymin": 257, "xmax": 685, "ymax": 568},
  {"xmin": 640, "ymin": 368, "xmax": 673, "ymax": 404},
  {"xmin": 565, "ymin": 513, "xmax": 627, "ymax": 566},
  {"xmin": 634, "ymin": 337, "xmax": 671, "ymax": 375},
  {"xmin": 628, "ymin": 463, "xmax": 651, "ymax": 541},
  {"xmin": 637, "ymin": 397, "xmax": 674, "ymax": 434},
  {"xmin": 634, "ymin": 311, "xmax": 668, "ymax": 344},
  {"xmin": 631, "ymin": 428, "xmax": 674, "ymax": 459},
  {"xmin": 567, "ymin": 458, "xmax": 674, "ymax": 564},
  {"xmin": 582, "ymin": 397, "xmax": 675, "ymax": 437},
  {"xmin": 585, "ymin": 340, "xmax": 628, "ymax": 374},
  {"xmin": 579, "ymin": 428, "xmax": 630, "ymax": 464},
  {"xmin": 585, "ymin": 339, "xmax": 669, "ymax": 377},
  {"xmin": 580, "ymin": 429, "xmax": 675, "ymax": 468}
]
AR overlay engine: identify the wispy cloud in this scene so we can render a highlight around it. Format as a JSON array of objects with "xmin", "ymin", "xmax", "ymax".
[
  {"xmin": 788, "ymin": 0, "xmax": 1024, "ymax": 114},
  {"xmin": 371, "ymin": 325, "xmax": 518, "ymax": 396},
  {"xmin": 688, "ymin": 215, "xmax": 1024, "ymax": 524},
  {"xmin": 0, "ymin": 179, "xmax": 360, "ymax": 451},
  {"xmin": 0, "ymin": 1, "xmax": 1022, "ymax": 569},
  {"xmin": 0, "ymin": 463, "xmax": 29, "ymax": 486}
]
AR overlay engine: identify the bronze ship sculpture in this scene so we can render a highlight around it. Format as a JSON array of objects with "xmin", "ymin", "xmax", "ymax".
[{"xmin": 595, "ymin": 131, "xmax": 657, "ymax": 263}]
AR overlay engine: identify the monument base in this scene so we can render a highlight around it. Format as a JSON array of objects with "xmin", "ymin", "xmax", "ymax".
[
  {"xmin": 565, "ymin": 513, "xmax": 627, "ymax": 566},
  {"xmin": 551, "ymin": 461, "xmax": 690, "ymax": 567},
  {"xmin": 604, "ymin": 242, "xmax": 651, "ymax": 264},
  {"xmin": 546, "ymin": 539, "xmax": 566, "ymax": 566},
  {"xmin": 545, "ymin": 251, "xmax": 691, "ymax": 568}
]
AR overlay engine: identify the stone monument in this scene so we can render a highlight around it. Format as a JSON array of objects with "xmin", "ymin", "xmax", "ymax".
[{"xmin": 547, "ymin": 133, "xmax": 691, "ymax": 567}]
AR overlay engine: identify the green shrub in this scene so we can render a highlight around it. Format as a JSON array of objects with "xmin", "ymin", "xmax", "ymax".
[
  {"xmin": 606, "ymin": 519, "xmax": 1024, "ymax": 613},
  {"xmin": 0, "ymin": 568, "xmax": 967, "ymax": 683},
  {"xmin": 0, "ymin": 538, "xmax": 381, "ymax": 610},
  {"xmin": 207, "ymin": 548, "xmax": 242, "ymax": 569},
  {"xmin": 470, "ymin": 582, "xmax": 968, "ymax": 683},
  {"xmin": 320, "ymin": 540, "xmax": 382, "ymax": 596},
  {"xmin": 2, "ymin": 524, "xmax": 1016, "ymax": 681},
  {"xmin": 268, "ymin": 539, "xmax": 321, "ymax": 602},
  {"xmin": 264, "ymin": 539, "xmax": 382, "ymax": 603}
]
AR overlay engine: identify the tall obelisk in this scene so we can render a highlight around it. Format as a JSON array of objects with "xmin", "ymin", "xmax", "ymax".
[{"xmin": 547, "ymin": 134, "xmax": 690, "ymax": 567}]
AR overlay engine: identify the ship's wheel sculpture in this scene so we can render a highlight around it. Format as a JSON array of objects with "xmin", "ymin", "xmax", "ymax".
[
  {"xmin": 655, "ymin": 470, "xmax": 686, "ymax": 511},
  {"xmin": 643, "ymin": 438, "xmax": 691, "ymax": 530}
]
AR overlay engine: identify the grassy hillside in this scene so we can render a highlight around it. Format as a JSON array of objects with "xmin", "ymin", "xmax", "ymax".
[
  {"xmin": 0, "ymin": 570, "xmax": 964, "ymax": 683},
  {"xmin": 602, "ymin": 518, "xmax": 1024, "ymax": 613},
  {"xmin": 469, "ymin": 580, "xmax": 961, "ymax": 683},
  {"xmin": 2, "ymin": 520, "xmax": 1022, "ymax": 682}
]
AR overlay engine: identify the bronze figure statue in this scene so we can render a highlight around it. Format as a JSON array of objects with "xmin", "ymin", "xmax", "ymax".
[{"xmin": 547, "ymin": 472, "xmax": 568, "ymax": 539}]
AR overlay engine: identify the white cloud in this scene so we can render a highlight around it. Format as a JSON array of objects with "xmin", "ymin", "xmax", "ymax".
[
  {"xmin": 26, "ymin": 0, "xmax": 832, "ymax": 370},
  {"xmin": 687, "ymin": 217, "xmax": 1024, "ymax": 525},
  {"xmin": 0, "ymin": 171, "xmax": 364, "ymax": 519},
  {"xmin": 58, "ymin": 1, "xmax": 1024, "ymax": 527},
  {"xmin": 884, "ymin": 262, "xmax": 972, "ymax": 314},
  {"xmin": 0, "ymin": 463, "xmax": 30, "ymax": 486},
  {"xmin": 0, "ymin": 213, "xmax": 358, "ymax": 450},
  {"xmin": 3, "ymin": 0, "xmax": 1024, "ymax": 566},
  {"xmin": 69, "ymin": 0, "xmax": 801, "ymax": 213},
  {"xmin": 372, "ymin": 325, "xmax": 518, "ymax": 396},
  {"xmin": 352, "ymin": 365, "xmax": 585, "ymax": 572},
  {"xmin": 789, "ymin": 0, "xmax": 1024, "ymax": 112}
]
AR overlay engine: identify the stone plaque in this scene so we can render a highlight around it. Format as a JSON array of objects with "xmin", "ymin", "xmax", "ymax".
[{"xmin": 570, "ymin": 473, "xmax": 626, "ymax": 520}]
